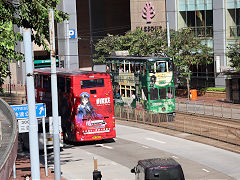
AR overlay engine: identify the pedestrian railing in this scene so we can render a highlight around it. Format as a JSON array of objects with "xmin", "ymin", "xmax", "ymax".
[
  {"xmin": 115, "ymin": 105, "xmax": 240, "ymax": 150},
  {"xmin": 175, "ymin": 100, "xmax": 240, "ymax": 120}
]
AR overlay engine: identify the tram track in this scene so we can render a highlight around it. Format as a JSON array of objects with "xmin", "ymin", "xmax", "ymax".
[
  {"xmin": 115, "ymin": 106, "xmax": 240, "ymax": 153},
  {"xmin": 176, "ymin": 112, "xmax": 240, "ymax": 128}
]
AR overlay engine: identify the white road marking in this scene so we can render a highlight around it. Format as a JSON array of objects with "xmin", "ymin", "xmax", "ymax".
[
  {"xmin": 96, "ymin": 144, "xmax": 113, "ymax": 149},
  {"xmin": 142, "ymin": 145, "xmax": 149, "ymax": 149},
  {"xmin": 172, "ymin": 156, "xmax": 178, "ymax": 159},
  {"xmin": 202, "ymin": 168, "xmax": 210, "ymax": 173},
  {"xmin": 145, "ymin": 137, "xmax": 166, "ymax": 144}
]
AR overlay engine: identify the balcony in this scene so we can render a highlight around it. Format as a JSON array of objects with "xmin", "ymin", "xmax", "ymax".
[
  {"xmin": 188, "ymin": 26, "xmax": 213, "ymax": 38},
  {"xmin": 230, "ymin": 25, "xmax": 240, "ymax": 37}
]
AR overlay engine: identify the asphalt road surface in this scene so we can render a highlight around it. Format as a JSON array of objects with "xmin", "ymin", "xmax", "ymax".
[{"xmin": 53, "ymin": 124, "xmax": 240, "ymax": 180}]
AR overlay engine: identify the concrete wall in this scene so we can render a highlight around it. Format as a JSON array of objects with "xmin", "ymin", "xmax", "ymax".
[
  {"xmin": 0, "ymin": 98, "xmax": 18, "ymax": 180},
  {"xmin": 58, "ymin": 0, "xmax": 79, "ymax": 69}
]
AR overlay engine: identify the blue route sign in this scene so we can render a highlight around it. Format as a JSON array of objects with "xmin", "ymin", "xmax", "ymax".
[{"xmin": 11, "ymin": 103, "xmax": 46, "ymax": 119}]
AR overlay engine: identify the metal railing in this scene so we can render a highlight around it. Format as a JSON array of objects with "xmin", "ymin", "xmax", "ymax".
[
  {"xmin": 230, "ymin": 25, "xmax": 240, "ymax": 37},
  {"xmin": 115, "ymin": 105, "xmax": 240, "ymax": 149},
  {"xmin": 0, "ymin": 98, "xmax": 18, "ymax": 180},
  {"xmin": 175, "ymin": 99, "xmax": 240, "ymax": 120},
  {"xmin": 187, "ymin": 26, "xmax": 213, "ymax": 38}
]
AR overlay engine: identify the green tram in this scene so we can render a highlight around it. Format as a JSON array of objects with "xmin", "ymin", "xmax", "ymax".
[{"xmin": 106, "ymin": 56, "xmax": 175, "ymax": 118}]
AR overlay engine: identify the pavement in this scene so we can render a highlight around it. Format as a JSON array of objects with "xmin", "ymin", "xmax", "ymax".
[{"xmin": 9, "ymin": 152, "xmax": 57, "ymax": 180}]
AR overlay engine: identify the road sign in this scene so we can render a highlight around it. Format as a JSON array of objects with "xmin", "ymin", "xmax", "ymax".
[
  {"xmin": 18, "ymin": 119, "xmax": 30, "ymax": 133},
  {"xmin": 69, "ymin": 29, "xmax": 75, "ymax": 39},
  {"xmin": 11, "ymin": 103, "xmax": 46, "ymax": 119}
]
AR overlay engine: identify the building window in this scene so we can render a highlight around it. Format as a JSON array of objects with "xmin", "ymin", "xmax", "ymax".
[
  {"xmin": 179, "ymin": 0, "xmax": 213, "ymax": 38},
  {"xmin": 229, "ymin": 8, "xmax": 240, "ymax": 37}
]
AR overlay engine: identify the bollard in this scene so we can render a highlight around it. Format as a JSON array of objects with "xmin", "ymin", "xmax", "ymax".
[
  {"xmin": 93, "ymin": 170, "xmax": 102, "ymax": 180},
  {"xmin": 93, "ymin": 158, "xmax": 102, "ymax": 180}
]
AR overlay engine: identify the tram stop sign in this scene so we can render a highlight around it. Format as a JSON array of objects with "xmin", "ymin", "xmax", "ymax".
[{"xmin": 11, "ymin": 103, "xmax": 46, "ymax": 133}]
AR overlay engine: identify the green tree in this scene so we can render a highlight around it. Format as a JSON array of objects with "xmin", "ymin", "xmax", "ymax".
[
  {"xmin": 226, "ymin": 41, "xmax": 240, "ymax": 71},
  {"xmin": 94, "ymin": 28, "xmax": 213, "ymax": 75},
  {"xmin": 0, "ymin": 0, "xmax": 68, "ymax": 92},
  {"xmin": 94, "ymin": 28, "xmax": 213, "ymax": 96},
  {"xmin": 168, "ymin": 28, "xmax": 213, "ymax": 97}
]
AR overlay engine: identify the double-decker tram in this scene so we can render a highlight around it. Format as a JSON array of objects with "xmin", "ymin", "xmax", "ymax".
[
  {"xmin": 34, "ymin": 68, "xmax": 116, "ymax": 142},
  {"xmin": 106, "ymin": 56, "xmax": 175, "ymax": 120}
]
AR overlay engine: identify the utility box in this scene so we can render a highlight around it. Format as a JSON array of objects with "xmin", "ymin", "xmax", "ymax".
[
  {"xmin": 131, "ymin": 158, "xmax": 185, "ymax": 180},
  {"xmin": 225, "ymin": 78, "xmax": 232, "ymax": 102},
  {"xmin": 232, "ymin": 78, "xmax": 240, "ymax": 103}
]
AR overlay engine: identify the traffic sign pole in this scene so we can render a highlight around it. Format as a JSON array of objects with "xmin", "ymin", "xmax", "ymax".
[
  {"xmin": 23, "ymin": 28, "xmax": 40, "ymax": 179},
  {"xmin": 42, "ymin": 117, "xmax": 48, "ymax": 177},
  {"xmin": 49, "ymin": 9, "xmax": 61, "ymax": 180}
]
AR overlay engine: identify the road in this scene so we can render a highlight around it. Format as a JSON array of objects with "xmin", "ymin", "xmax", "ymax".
[{"xmin": 49, "ymin": 123, "xmax": 240, "ymax": 180}]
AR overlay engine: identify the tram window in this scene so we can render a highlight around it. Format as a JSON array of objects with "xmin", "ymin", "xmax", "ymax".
[
  {"xmin": 121, "ymin": 88, "xmax": 125, "ymax": 97},
  {"xmin": 131, "ymin": 90, "xmax": 136, "ymax": 99},
  {"xmin": 159, "ymin": 88, "xmax": 166, "ymax": 99},
  {"xmin": 150, "ymin": 88, "xmax": 158, "ymax": 100},
  {"xmin": 131, "ymin": 63, "xmax": 135, "ymax": 73},
  {"xmin": 127, "ymin": 90, "xmax": 130, "ymax": 97},
  {"xmin": 156, "ymin": 62, "xmax": 167, "ymax": 72},
  {"xmin": 116, "ymin": 63, "xmax": 120, "ymax": 73},
  {"xmin": 43, "ymin": 75, "xmax": 51, "ymax": 90},
  {"xmin": 120, "ymin": 64, "xmax": 124, "ymax": 73},
  {"xmin": 135, "ymin": 64, "xmax": 140, "ymax": 73},
  {"xmin": 81, "ymin": 78, "xmax": 104, "ymax": 89},
  {"xmin": 125, "ymin": 63, "xmax": 130, "ymax": 73},
  {"xmin": 57, "ymin": 77, "xmax": 65, "ymax": 92},
  {"xmin": 66, "ymin": 78, "xmax": 71, "ymax": 93},
  {"xmin": 168, "ymin": 87, "xmax": 174, "ymax": 99},
  {"xmin": 148, "ymin": 62, "xmax": 155, "ymax": 73}
]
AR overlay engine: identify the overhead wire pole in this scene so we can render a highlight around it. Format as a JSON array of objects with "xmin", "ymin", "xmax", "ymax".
[
  {"xmin": 23, "ymin": 28, "xmax": 40, "ymax": 179},
  {"xmin": 49, "ymin": 9, "xmax": 61, "ymax": 180},
  {"xmin": 65, "ymin": 20, "xmax": 70, "ymax": 69},
  {"xmin": 88, "ymin": 0, "xmax": 94, "ymax": 71},
  {"xmin": 166, "ymin": 12, "xmax": 170, "ymax": 48}
]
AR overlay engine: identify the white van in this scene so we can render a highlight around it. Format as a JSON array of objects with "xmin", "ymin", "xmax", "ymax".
[{"xmin": 20, "ymin": 117, "xmax": 63, "ymax": 151}]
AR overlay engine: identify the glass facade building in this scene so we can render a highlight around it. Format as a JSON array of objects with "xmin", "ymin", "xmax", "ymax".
[{"xmin": 167, "ymin": 0, "xmax": 240, "ymax": 87}]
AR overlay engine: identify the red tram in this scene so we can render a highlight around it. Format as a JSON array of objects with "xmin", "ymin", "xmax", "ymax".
[{"xmin": 34, "ymin": 68, "xmax": 116, "ymax": 142}]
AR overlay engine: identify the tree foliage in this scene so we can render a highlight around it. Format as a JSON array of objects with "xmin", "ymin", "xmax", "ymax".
[
  {"xmin": 226, "ymin": 41, "xmax": 240, "ymax": 71},
  {"xmin": 94, "ymin": 28, "xmax": 213, "ymax": 76},
  {"xmin": 0, "ymin": 0, "xmax": 68, "ymax": 92}
]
